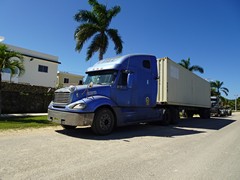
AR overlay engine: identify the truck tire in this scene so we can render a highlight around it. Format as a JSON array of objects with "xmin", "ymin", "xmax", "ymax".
[
  {"xmin": 171, "ymin": 108, "xmax": 180, "ymax": 125},
  {"xmin": 92, "ymin": 108, "xmax": 115, "ymax": 135},
  {"xmin": 186, "ymin": 111, "xmax": 194, "ymax": 118},
  {"xmin": 61, "ymin": 125, "xmax": 77, "ymax": 129},
  {"xmin": 162, "ymin": 109, "xmax": 171, "ymax": 125}
]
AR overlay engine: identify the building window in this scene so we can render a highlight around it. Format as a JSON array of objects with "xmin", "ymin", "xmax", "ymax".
[
  {"xmin": 64, "ymin": 78, "xmax": 69, "ymax": 83},
  {"xmin": 79, "ymin": 80, "xmax": 83, "ymax": 85},
  {"xmin": 38, "ymin": 65, "xmax": 48, "ymax": 73}
]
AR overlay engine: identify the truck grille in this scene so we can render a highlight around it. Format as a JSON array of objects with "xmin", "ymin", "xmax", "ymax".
[{"xmin": 54, "ymin": 92, "xmax": 71, "ymax": 104}]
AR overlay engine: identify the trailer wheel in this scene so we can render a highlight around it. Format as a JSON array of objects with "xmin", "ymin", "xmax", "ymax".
[
  {"xmin": 61, "ymin": 125, "xmax": 77, "ymax": 129},
  {"xmin": 92, "ymin": 108, "xmax": 115, "ymax": 135},
  {"xmin": 171, "ymin": 108, "xmax": 180, "ymax": 125},
  {"xmin": 200, "ymin": 109, "xmax": 210, "ymax": 119},
  {"xmin": 186, "ymin": 111, "xmax": 194, "ymax": 118}
]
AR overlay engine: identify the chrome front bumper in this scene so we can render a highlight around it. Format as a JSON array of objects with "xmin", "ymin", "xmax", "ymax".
[{"xmin": 48, "ymin": 109, "xmax": 94, "ymax": 126}]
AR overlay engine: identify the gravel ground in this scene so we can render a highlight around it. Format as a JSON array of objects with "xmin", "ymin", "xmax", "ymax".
[{"xmin": 1, "ymin": 113, "xmax": 240, "ymax": 180}]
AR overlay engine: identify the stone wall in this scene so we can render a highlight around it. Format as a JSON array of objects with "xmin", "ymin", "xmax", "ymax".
[{"xmin": 2, "ymin": 82, "xmax": 55, "ymax": 114}]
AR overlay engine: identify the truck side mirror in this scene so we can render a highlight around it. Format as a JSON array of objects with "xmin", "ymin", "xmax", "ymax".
[{"xmin": 127, "ymin": 73, "xmax": 134, "ymax": 88}]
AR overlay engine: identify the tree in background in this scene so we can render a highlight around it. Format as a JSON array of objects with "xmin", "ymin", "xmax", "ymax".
[
  {"xmin": 210, "ymin": 80, "xmax": 230, "ymax": 108},
  {"xmin": 210, "ymin": 80, "xmax": 229, "ymax": 97},
  {"xmin": 0, "ymin": 44, "xmax": 25, "ymax": 114},
  {"xmin": 179, "ymin": 58, "xmax": 204, "ymax": 74},
  {"xmin": 74, "ymin": 0, "xmax": 123, "ymax": 61}
]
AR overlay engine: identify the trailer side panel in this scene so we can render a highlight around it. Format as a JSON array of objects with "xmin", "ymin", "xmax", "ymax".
[{"xmin": 157, "ymin": 57, "xmax": 210, "ymax": 108}]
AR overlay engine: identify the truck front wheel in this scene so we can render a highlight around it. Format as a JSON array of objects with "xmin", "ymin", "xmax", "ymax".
[{"xmin": 92, "ymin": 108, "xmax": 115, "ymax": 135}]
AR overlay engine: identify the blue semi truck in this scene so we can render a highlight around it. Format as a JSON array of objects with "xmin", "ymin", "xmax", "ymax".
[{"xmin": 48, "ymin": 54, "xmax": 211, "ymax": 135}]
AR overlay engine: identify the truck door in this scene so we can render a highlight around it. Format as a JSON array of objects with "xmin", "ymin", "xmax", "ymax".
[
  {"xmin": 112, "ymin": 58, "xmax": 158, "ymax": 122},
  {"xmin": 132, "ymin": 59, "xmax": 157, "ymax": 107},
  {"xmin": 114, "ymin": 70, "xmax": 134, "ymax": 106},
  {"xmin": 112, "ymin": 70, "xmax": 139, "ymax": 122}
]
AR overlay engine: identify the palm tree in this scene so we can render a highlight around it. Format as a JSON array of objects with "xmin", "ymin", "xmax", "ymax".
[
  {"xmin": 179, "ymin": 58, "xmax": 204, "ymax": 73},
  {"xmin": 211, "ymin": 88, "xmax": 219, "ymax": 96},
  {"xmin": 0, "ymin": 44, "xmax": 25, "ymax": 114},
  {"xmin": 210, "ymin": 80, "xmax": 229, "ymax": 96},
  {"xmin": 74, "ymin": 0, "xmax": 123, "ymax": 61}
]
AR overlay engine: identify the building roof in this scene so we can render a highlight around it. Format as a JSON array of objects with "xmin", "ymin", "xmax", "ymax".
[
  {"xmin": 57, "ymin": 71, "xmax": 84, "ymax": 78},
  {"xmin": 5, "ymin": 44, "xmax": 61, "ymax": 64}
]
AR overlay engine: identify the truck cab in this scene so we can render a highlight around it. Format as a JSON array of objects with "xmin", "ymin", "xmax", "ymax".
[
  {"xmin": 48, "ymin": 54, "xmax": 160, "ymax": 135},
  {"xmin": 210, "ymin": 96, "xmax": 224, "ymax": 116}
]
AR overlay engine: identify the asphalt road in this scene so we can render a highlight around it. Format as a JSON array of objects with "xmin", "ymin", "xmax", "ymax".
[{"xmin": 1, "ymin": 112, "xmax": 240, "ymax": 180}]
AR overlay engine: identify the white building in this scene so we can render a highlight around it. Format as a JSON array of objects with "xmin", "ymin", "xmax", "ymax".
[{"xmin": 2, "ymin": 44, "xmax": 60, "ymax": 87}]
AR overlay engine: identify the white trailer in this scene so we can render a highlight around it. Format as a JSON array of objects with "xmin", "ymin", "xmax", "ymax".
[{"xmin": 157, "ymin": 57, "xmax": 211, "ymax": 118}]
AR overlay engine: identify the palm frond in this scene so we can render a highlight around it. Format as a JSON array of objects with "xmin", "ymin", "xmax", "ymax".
[
  {"xmin": 74, "ymin": 24, "xmax": 99, "ymax": 51},
  {"xmin": 179, "ymin": 57, "xmax": 204, "ymax": 74},
  {"xmin": 107, "ymin": 29, "xmax": 123, "ymax": 54},
  {"xmin": 219, "ymin": 89, "xmax": 228, "ymax": 96},
  {"xmin": 74, "ymin": 10, "xmax": 97, "ymax": 24},
  {"xmin": 210, "ymin": 80, "xmax": 229, "ymax": 96},
  {"xmin": 10, "ymin": 60, "xmax": 25, "ymax": 76},
  {"xmin": 179, "ymin": 58, "xmax": 190, "ymax": 69},
  {"xmin": 0, "ymin": 44, "xmax": 25, "ymax": 79},
  {"xmin": 189, "ymin": 65, "xmax": 204, "ymax": 73},
  {"xmin": 100, "ymin": 33, "xmax": 109, "ymax": 57},
  {"xmin": 106, "ymin": 6, "xmax": 121, "ymax": 27},
  {"xmin": 88, "ymin": 0, "xmax": 99, "ymax": 7},
  {"xmin": 108, "ymin": 6, "xmax": 121, "ymax": 18},
  {"xmin": 86, "ymin": 34, "xmax": 101, "ymax": 60}
]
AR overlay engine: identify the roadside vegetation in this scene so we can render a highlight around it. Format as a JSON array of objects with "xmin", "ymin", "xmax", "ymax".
[
  {"xmin": 210, "ymin": 80, "xmax": 229, "ymax": 96},
  {"xmin": 0, "ymin": 44, "xmax": 25, "ymax": 115},
  {"xmin": 0, "ymin": 116, "xmax": 58, "ymax": 131}
]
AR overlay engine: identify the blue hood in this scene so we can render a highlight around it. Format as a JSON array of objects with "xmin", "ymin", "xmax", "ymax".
[{"xmin": 57, "ymin": 85, "xmax": 111, "ymax": 103}]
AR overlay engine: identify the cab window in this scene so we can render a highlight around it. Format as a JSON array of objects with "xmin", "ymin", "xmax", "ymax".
[{"xmin": 118, "ymin": 71, "xmax": 128, "ymax": 86}]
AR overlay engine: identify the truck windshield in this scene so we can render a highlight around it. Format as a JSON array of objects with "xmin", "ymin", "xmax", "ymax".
[{"xmin": 84, "ymin": 70, "xmax": 117, "ymax": 85}]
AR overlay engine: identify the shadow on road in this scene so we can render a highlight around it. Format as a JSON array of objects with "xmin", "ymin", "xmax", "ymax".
[
  {"xmin": 178, "ymin": 117, "xmax": 235, "ymax": 130},
  {"xmin": 55, "ymin": 117, "xmax": 235, "ymax": 140}
]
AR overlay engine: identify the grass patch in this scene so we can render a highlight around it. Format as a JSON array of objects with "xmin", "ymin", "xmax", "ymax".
[{"xmin": 0, "ymin": 116, "xmax": 58, "ymax": 131}]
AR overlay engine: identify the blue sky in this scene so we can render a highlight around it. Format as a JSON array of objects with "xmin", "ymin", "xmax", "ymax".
[{"xmin": 1, "ymin": 0, "xmax": 239, "ymax": 99}]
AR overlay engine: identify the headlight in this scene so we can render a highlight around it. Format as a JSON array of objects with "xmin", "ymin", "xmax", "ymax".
[
  {"xmin": 72, "ymin": 103, "xmax": 86, "ymax": 110},
  {"xmin": 69, "ymin": 85, "xmax": 76, "ymax": 92}
]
